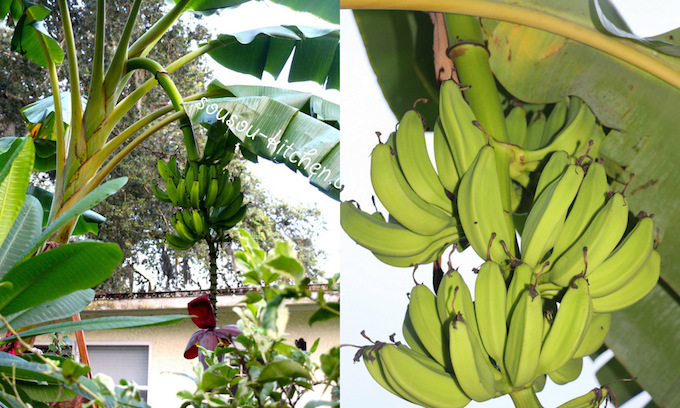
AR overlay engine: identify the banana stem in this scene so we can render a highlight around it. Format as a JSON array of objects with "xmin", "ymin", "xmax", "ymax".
[
  {"xmin": 126, "ymin": 57, "xmax": 199, "ymax": 160},
  {"xmin": 342, "ymin": 0, "xmax": 680, "ymax": 91},
  {"xmin": 509, "ymin": 388, "xmax": 543, "ymax": 408},
  {"xmin": 207, "ymin": 237, "xmax": 218, "ymax": 317}
]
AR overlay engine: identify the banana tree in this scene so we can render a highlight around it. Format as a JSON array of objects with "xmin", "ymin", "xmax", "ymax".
[
  {"xmin": 1, "ymin": 0, "xmax": 339, "ymax": 383},
  {"xmin": 342, "ymin": 0, "xmax": 680, "ymax": 406}
]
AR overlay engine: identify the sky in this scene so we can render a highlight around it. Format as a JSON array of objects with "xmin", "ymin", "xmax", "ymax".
[{"xmin": 338, "ymin": 2, "xmax": 680, "ymax": 408}]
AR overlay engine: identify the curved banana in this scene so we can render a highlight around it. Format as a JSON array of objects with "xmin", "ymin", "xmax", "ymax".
[
  {"xmin": 433, "ymin": 117, "xmax": 460, "ymax": 194},
  {"xmin": 152, "ymin": 185, "xmax": 172, "ymax": 203},
  {"xmin": 439, "ymin": 80, "xmax": 487, "ymax": 176},
  {"xmin": 379, "ymin": 344, "xmax": 471, "ymax": 408},
  {"xmin": 192, "ymin": 209, "xmax": 206, "ymax": 236},
  {"xmin": 176, "ymin": 179, "xmax": 189, "ymax": 208},
  {"xmin": 402, "ymin": 307, "xmax": 433, "ymax": 360},
  {"xmin": 394, "ymin": 110, "xmax": 452, "ymax": 213},
  {"xmin": 504, "ymin": 285, "xmax": 544, "ymax": 388},
  {"xmin": 165, "ymin": 177, "xmax": 180, "ymax": 206},
  {"xmin": 408, "ymin": 284, "xmax": 449, "ymax": 368},
  {"xmin": 523, "ymin": 110, "xmax": 546, "ymax": 151},
  {"xmin": 198, "ymin": 164, "xmax": 209, "ymax": 199},
  {"xmin": 205, "ymin": 178, "xmax": 219, "ymax": 207},
  {"xmin": 214, "ymin": 180, "xmax": 235, "ymax": 209},
  {"xmin": 373, "ymin": 236, "xmax": 456, "ymax": 268},
  {"xmin": 592, "ymin": 249, "xmax": 660, "ymax": 313},
  {"xmin": 552, "ymin": 161, "xmax": 609, "ymax": 257},
  {"xmin": 474, "ymin": 261, "xmax": 507, "ymax": 364},
  {"xmin": 341, "ymin": 201, "xmax": 459, "ymax": 258},
  {"xmin": 521, "ymin": 163, "xmax": 584, "ymax": 267},
  {"xmin": 157, "ymin": 159, "xmax": 177, "ymax": 184},
  {"xmin": 533, "ymin": 150, "xmax": 571, "ymax": 200},
  {"xmin": 505, "ymin": 105, "xmax": 527, "ymax": 148},
  {"xmin": 540, "ymin": 97, "xmax": 569, "ymax": 148},
  {"xmin": 174, "ymin": 215, "xmax": 197, "ymax": 242},
  {"xmin": 165, "ymin": 232, "xmax": 194, "ymax": 250},
  {"xmin": 573, "ymin": 313, "xmax": 612, "ymax": 359},
  {"xmin": 448, "ymin": 311, "xmax": 497, "ymax": 402},
  {"xmin": 548, "ymin": 357, "xmax": 583, "ymax": 385},
  {"xmin": 190, "ymin": 180, "xmax": 201, "ymax": 209},
  {"xmin": 215, "ymin": 205, "xmax": 246, "ymax": 230},
  {"xmin": 556, "ymin": 386, "xmax": 611, "ymax": 408},
  {"xmin": 548, "ymin": 192, "xmax": 629, "ymax": 287},
  {"xmin": 506, "ymin": 263, "xmax": 534, "ymax": 321},
  {"xmin": 537, "ymin": 276, "xmax": 593, "ymax": 375},
  {"xmin": 587, "ymin": 215, "xmax": 654, "ymax": 298},
  {"xmin": 457, "ymin": 145, "xmax": 516, "ymax": 262},
  {"xmin": 371, "ymin": 143, "xmax": 454, "ymax": 235}
]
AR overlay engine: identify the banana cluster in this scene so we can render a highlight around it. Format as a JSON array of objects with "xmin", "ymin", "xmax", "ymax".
[{"xmin": 153, "ymin": 156, "xmax": 247, "ymax": 250}]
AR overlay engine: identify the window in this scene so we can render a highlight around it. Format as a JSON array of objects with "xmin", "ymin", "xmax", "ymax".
[{"xmin": 88, "ymin": 344, "xmax": 151, "ymax": 401}]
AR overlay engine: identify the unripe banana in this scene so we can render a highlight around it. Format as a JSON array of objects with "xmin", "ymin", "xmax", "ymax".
[
  {"xmin": 537, "ymin": 276, "xmax": 593, "ymax": 375},
  {"xmin": 402, "ymin": 307, "xmax": 433, "ymax": 360},
  {"xmin": 157, "ymin": 159, "xmax": 177, "ymax": 184},
  {"xmin": 362, "ymin": 347, "xmax": 404, "ymax": 401},
  {"xmin": 379, "ymin": 344, "xmax": 471, "ymax": 408},
  {"xmin": 474, "ymin": 261, "xmax": 507, "ymax": 364},
  {"xmin": 165, "ymin": 232, "xmax": 194, "ymax": 250},
  {"xmin": 540, "ymin": 97, "xmax": 569, "ymax": 147},
  {"xmin": 394, "ymin": 110, "xmax": 452, "ymax": 213},
  {"xmin": 371, "ymin": 143, "xmax": 453, "ymax": 235},
  {"xmin": 549, "ymin": 192, "xmax": 629, "ymax": 287},
  {"xmin": 198, "ymin": 164, "xmax": 209, "ymax": 199},
  {"xmin": 534, "ymin": 150, "xmax": 571, "ymax": 200},
  {"xmin": 448, "ymin": 313, "xmax": 497, "ymax": 402},
  {"xmin": 587, "ymin": 216, "xmax": 654, "ymax": 298},
  {"xmin": 341, "ymin": 201, "xmax": 459, "ymax": 258},
  {"xmin": 152, "ymin": 185, "xmax": 172, "ymax": 203},
  {"xmin": 556, "ymin": 386, "xmax": 611, "ymax": 408},
  {"xmin": 573, "ymin": 313, "xmax": 612, "ymax": 359},
  {"xmin": 181, "ymin": 210, "xmax": 195, "ymax": 231},
  {"xmin": 213, "ymin": 193, "xmax": 244, "ymax": 224},
  {"xmin": 533, "ymin": 374, "xmax": 547, "ymax": 393},
  {"xmin": 457, "ymin": 145, "xmax": 516, "ymax": 262},
  {"xmin": 216, "ymin": 205, "xmax": 247, "ymax": 229},
  {"xmin": 548, "ymin": 357, "xmax": 583, "ymax": 385},
  {"xmin": 190, "ymin": 181, "xmax": 201, "ymax": 209},
  {"xmin": 185, "ymin": 163, "xmax": 197, "ymax": 188},
  {"xmin": 523, "ymin": 111, "xmax": 546, "ymax": 151},
  {"xmin": 205, "ymin": 178, "xmax": 219, "ymax": 207},
  {"xmin": 433, "ymin": 117, "xmax": 460, "ymax": 194},
  {"xmin": 174, "ymin": 216, "xmax": 197, "ymax": 242},
  {"xmin": 521, "ymin": 164, "xmax": 584, "ymax": 267},
  {"xmin": 209, "ymin": 164, "xmax": 217, "ymax": 180},
  {"xmin": 373, "ymin": 236, "xmax": 456, "ymax": 268},
  {"xmin": 213, "ymin": 180, "xmax": 235, "ymax": 209},
  {"xmin": 552, "ymin": 161, "xmax": 609, "ymax": 257},
  {"xmin": 165, "ymin": 177, "xmax": 180, "ymax": 206},
  {"xmin": 439, "ymin": 80, "xmax": 487, "ymax": 176},
  {"xmin": 506, "ymin": 263, "xmax": 534, "ymax": 321},
  {"xmin": 408, "ymin": 284, "xmax": 449, "ymax": 368},
  {"xmin": 176, "ymin": 179, "xmax": 189, "ymax": 208},
  {"xmin": 591, "ymin": 249, "xmax": 660, "ymax": 313},
  {"xmin": 531, "ymin": 98, "xmax": 597, "ymax": 161},
  {"xmin": 168, "ymin": 155, "xmax": 182, "ymax": 180},
  {"xmin": 505, "ymin": 105, "xmax": 527, "ymax": 147},
  {"xmin": 504, "ymin": 285, "xmax": 544, "ymax": 388},
  {"xmin": 192, "ymin": 209, "xmax": 205, "ymax": 236}
]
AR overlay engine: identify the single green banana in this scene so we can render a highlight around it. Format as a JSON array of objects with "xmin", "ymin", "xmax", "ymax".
[
  {"xmin": 448, "ymin": 311, "xmax": 497, "ymax": 402},
  {"xmin": 174, "ymin": 215, "xmax": 197, "ymax": 242},
  {"xmin": 165, "ymin": 177, "xmax": 180, "ymax": 206},
  {"xmin": 521, "ymin": 164, "xmax": 584, "ymax": 267},
  {"xmin": 533, "ymin": 374, "xmax": 547, "ymax": 393},
  {"xmin": 537, "ymin": 276, "xmax": 593, "ymax": 375},
  {"xmin": 190, "ymin": 180, "xmax": 201, "ymax": 209},
  {"xmin": 215, "ymin": 205, "xmax": 247, "ymax": 230},
  {"xmin": 408, "ymin": 284, "xmax": 449, "ymax": 368},
  {"xmin": 205, "ymin": 178, "xmax": 219, "ymax": 207},
  {"xmin": 556, "ymin": 386, "xmax": 611, "ymax": 408},
  {"xmin": 474, "ymin": 261, "xmax": 507, "ymax": 364},
  {"xmin": 192, "ymin": 209, "xmax": 205, "ymax": 236},
  {"xmin": 394, "ymin": 110, "xmax": 452, "ymax": 213},
  {"xmin": 505, "ymin": 105, "xmax": 528, "ymax": 148},
  {"xmin": 548, "ymin": 357, "xmax": 583, "ymax": 385},
  {"xmin": 341, "ymin": 201, "xmax": 459, "ymax": 258},
  {"xmin": 168, "ymin": 155, "xmax": 182, "ymax": 180},
  {"xmin": 457, "ymin": 145, "xmax": 516, "ymax": 262},
  {"xmin": 362, "ymin": 347, "xmax": 405, "ymax": 401},
  {"xmin": 533, "ymin": 150, "xmax": 572, "ymax": 200},
  {"xmin": 157, "ymin": 159, "xmax": 177, "ymax": 184},
  {"xmin": 573, "ymin": 313, "xmax": 612, "ymax": 359},
  {"xmin": 402, "ymin": 307, "xmax": 434, "ymax": 361},
  {"xmin": 198, "ymin": 164, "xmax": 209, "ymax": 199},
  {"xmin": 504, "ymin": 285, "xmax": 544, "ymax": 388},
  {"xmin": 180, "ymin": 210, "xmax": 195, "ymax": 231},
  {"xmin": 523, "ymin": 111, "xmax": 546, "ymax": 151},
  {"xmin": 371, "ymin": 143, "xmax": 453, "ymax": 235},
  {"xmin": 587, "ymin": 215, "xmax": 654, "ymax": 298},
  {"xmin": 373, "ymin": 235, "xmax": 456, "ymax": 268},
  {"xmin": 176, "ymin": 179, "xmax": 189, "ymax": 208},
  {"xmin": 165, "ymin": 232, "xmax": 194, "ymax": 250},
  {"xmin": 185, "ymin": 163, "xmax": 197, "ymax": 188},
  {"xmin": 213, "ymin": 180, "xmax": 235, "ymax": 209},
  {"xmin": 379, "ymin": 344, "xmax": 472, "ymax": 408},
  {"xmin": 552, "ymin": 161, "xmax": 609, "ymax": 258},
  {"xmin": 549, "ymin": 192, "xmax": 630, "ymax": 287},
  {"xmin": 152, "ymin": 185, "xmax": 172, "ymax": 203},
  {"xmin": 209, "ymin": 164, "xmax": 217, "ymax": 180},
  {"xmin": 592, "ymin": 249, "xmax": 660, "ymax": 313},
  {"xmin": 439, "ymin": 80, "xmax": 487, "ymax": 176},
  {"xmin": 213, "ymin": 193, "xmax": 245, "ymax": 223},
  {"xmin": 506, "ymin": 263, "xmax": 534, "ymax": 321},
  {"xmin": 540, "ymin": 97, "xmax": 569, "ymax": 147},
  {"xmin": 433, "ymin": 117, "xmax": 460, "ymax": 194}
]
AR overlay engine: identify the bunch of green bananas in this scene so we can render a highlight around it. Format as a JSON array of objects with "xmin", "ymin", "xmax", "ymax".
[{"xmin": 153, "ymin": 156, "xmax": 247, "ymax": 250}]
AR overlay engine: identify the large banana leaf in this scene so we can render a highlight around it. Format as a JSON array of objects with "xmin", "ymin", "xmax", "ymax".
[
  {"xmin": 0, "ymin": 137, "xmax": 34, "ymax": 248},
  {"xmin": 184, "ymin": 93, "xmax": 340, "ymax": 199},
  {"xmin": 351, "ymin": 2, "xmax": 680, "ymax": 405},
  {"xmin": 0, "ymin": 194, "xmax": 41, "ymax": 280},
  {"xmin": 177, "ymin": 0, "xmax": 339, "ymax": 24}
]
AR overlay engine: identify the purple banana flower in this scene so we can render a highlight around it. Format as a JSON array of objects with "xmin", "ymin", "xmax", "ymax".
[{"xmin": 184, "ymin": 294, "xmax": 241, "ymax": 368}]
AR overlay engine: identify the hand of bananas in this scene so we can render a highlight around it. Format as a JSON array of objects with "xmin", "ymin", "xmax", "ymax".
[
  {"xmin": 346, "ymin": 80, "xmax": 660, "ymax": 406},
  {"xmin": 153, "ymin": 156, "xmax": 247, "ymax": 250}
]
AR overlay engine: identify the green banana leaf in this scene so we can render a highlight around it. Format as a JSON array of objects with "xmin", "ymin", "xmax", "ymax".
[
  {"xmin": 0, "ymin": 194, "xmax": 42, "ymax": 280},
  {"xmin": 208, "ymin": 25, "xmax": 339, "ymax": 90},
  {"xmin": 0, "ymin": 137, "xmax": 34, "ymax": 248},
  {"xmin": 20, "ymin": 91, "xmax": 88, "ymax": 141},
  {"xmin": 9, "ymin": 3, "xmax": 64, "ymax": 67},
  {"xmin": 0, "ymin": 289, "xmax": 95, "ymax": 332},
  {"xmin": 0, "ymin": 241, "xmax": 122, "ymax": 316},
  {"xmin": 26, "ymin": 185, "xmax": 106, "ymax": 236},
  {"xmin": 354, "ymin": 2, "xmax": 680, "ymax": 405},
  {"xmin": 0, "ymin": 314, "xmax": 191, "ymax": 344},
  {"xmin": 176, "ymin": 0, "xmax": 339, "ymax": 24},
  {"xmin": 184, "ymin": 95, "xmax": 340, "ymax": 199}
]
